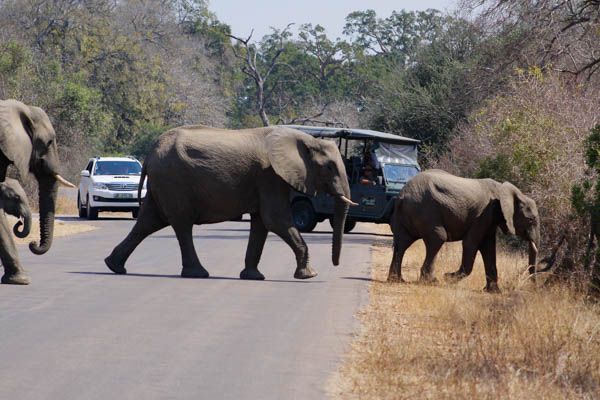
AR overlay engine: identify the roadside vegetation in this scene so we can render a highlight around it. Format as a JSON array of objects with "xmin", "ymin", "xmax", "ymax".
[{"xmin": 330, "ymin": 231, "xmax": 600, "ymax": 399}]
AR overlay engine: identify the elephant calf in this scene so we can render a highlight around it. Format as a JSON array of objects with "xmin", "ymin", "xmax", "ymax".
[
  {"xmin": 0, "ymin": 178, "xmax": 32, "ymax": 238},
  {"xmin": 388, "ymin": 169, "xmax": 540, "ymax": 292},
  {"xmin": 105, "ymin": 125, "xmax": 356, "ymax": 280}
]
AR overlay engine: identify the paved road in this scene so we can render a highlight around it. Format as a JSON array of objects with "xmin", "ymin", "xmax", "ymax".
[{"xmin": 0, "ymin": 216, "xmax": 375, "ymax": 399}]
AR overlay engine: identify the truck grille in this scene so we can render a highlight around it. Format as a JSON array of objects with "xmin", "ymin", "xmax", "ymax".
[{"xmin": 106, "ymin": 183, "xmax": 138, "ymax": 191}]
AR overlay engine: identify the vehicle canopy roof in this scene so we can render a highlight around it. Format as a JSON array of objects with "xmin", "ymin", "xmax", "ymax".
[
  {"xmin": 281, "ymin": 125, "xmax": 420, "ymax": 166},
  {"xmin": 281, "ymin": 125, "xmax": 420, "ymax": 145}
]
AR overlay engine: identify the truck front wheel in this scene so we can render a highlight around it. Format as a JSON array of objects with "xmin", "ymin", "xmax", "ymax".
[
  {"xmin": 329, "ymin": 217, "xmax": 356, "ymax": 233},
  {"xmin": 291, "ymin": 200, "xmax": 317, "ymax": 232}
]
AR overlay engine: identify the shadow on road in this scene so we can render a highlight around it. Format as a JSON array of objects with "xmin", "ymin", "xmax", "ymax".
[
  {"xmin": 57, "ymin": 216, "xmax": 133, "ymax": 222},
  {"xmin": 68, "ymin": 271, "xmax": 325, "ymax": 283},
  {"xmin": 340, "ymin": 276, "xmax": 374, "ymax": 282}
]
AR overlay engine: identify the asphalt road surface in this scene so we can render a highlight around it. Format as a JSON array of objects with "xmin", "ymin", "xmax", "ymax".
[{"xmin": 0, "ymin": 216, "xmax": 376, "ymax": 399}]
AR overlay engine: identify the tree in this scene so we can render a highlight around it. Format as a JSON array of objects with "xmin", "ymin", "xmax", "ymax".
[
  {"xmin": 227, "ymin": 25, "xmax": 293, "ymax": 126},
  {"xmin": 572, "ymin": 125, "xmax": 600, "ymax": 295}
]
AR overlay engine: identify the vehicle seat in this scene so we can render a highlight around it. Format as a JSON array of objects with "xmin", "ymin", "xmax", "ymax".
[{"xmin": 349, "ymin": 156, "xmax": 362, "ymax": 183}]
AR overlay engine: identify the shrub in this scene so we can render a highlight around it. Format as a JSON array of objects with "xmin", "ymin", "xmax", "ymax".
[{"xmin": 433, "ymin": 72, "xmax": 600, "ymax": 280}]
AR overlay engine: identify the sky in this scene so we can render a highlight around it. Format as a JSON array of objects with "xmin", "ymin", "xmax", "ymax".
[{"xmin": 210, "ymin": 0, "xmax": 457, "ymax": 41}]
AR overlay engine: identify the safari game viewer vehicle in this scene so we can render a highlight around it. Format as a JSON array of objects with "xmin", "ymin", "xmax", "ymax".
[
  {"xmin": 77, "ymin": 156, "xmax": 147, "ymax": 220},
  {"xmin": 283, "ymin": 125, "xmax": 420, "ymax": 233}
]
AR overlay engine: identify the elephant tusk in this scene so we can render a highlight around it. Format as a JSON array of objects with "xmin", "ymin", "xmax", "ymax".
[
  {"xmin": 530, "ymin": 241, "xmax": 538, "ymax": 254},
  {"xmin": 340, "ymin": 195, "xmax": 359, "ymax": 206},
  {"xmin": 55, "ymin": 174, "xmax": 76, "ymax": 188}
]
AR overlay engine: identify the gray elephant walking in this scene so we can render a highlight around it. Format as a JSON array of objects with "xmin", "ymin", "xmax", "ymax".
[
  {"xmin": 388, "ymin": 169, "xmax": 540, "ymax": 292},
  {"xmin": 105, "ymin": 125, "xmax": 356, "ymax": 280},
  {"xmin": 0, "ymin": 100, "xmax": 76, "ymax": 284}
]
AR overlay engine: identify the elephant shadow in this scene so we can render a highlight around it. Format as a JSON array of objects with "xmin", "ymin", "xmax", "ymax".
[{"xmin": 68, "ymin": 271, "xmax": 325, "ymax": 283}]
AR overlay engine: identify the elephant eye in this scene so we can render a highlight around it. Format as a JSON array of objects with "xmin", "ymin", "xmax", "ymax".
[{"xmin": 47, "ymin": 139, "xmax": 53, "ymax": 147}]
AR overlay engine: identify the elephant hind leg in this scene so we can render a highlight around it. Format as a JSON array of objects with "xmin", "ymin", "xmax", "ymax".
[
  {"xmin": 444, "ymin": 237, "xmax": 480, "ymax": 284},
  {"xmin": 240, "ymin": 214, "xmax": 267, "ymax": 280},
  {"xmin": 387, "ymin": 227, "xmax": 415, "ymax": 283},
  {"xmin": 105, "ymin": 195, "xmax": 167, "ymax": 274},
  {"xmin": 419, "ymin": 237, "xmax": 444, "ymax": 283},
  {"xmin": 173, "ymin": 222, "xmax": 209, "ymax": 278}
]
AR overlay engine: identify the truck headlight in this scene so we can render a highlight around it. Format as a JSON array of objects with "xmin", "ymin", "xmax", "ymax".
[{"xmin": 93, "ymin": 182, "xmax": 108, "ymax": 190}]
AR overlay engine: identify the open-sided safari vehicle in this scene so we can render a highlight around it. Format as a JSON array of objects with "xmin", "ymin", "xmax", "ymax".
[{"xmin": 283, "ymin": 125, "xmax": 420, "ymax": 233}]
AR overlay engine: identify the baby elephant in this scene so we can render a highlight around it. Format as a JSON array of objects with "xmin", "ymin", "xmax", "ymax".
[
  {"xmin": 0, "ymin": 178, "xmax": 32, "ymax": 238},
  {"xmin": 388, "ymin": 170, "xmax": 540, "ymax": 292}
]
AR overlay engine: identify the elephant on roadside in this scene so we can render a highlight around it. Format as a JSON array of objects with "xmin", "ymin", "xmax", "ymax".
[
  {"xmin": 0, "ymin": 99, "xmax": 76, "ymax": 285},
  {"xmin": 388, "ymin": 169, "xmax": 540, "ymax": 292},
  {"xmin": 0, "ymin": 178, "xmax": 32, "ymax": 238},
  {"xmin": 105, "ymin": 125, "xmax": 357, "ymax": 280}
]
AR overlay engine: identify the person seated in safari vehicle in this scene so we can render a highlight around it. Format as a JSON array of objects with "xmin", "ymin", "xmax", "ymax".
[{"xmin": 360, "ymin": 164, "xmax": 378, "ymax": 185}]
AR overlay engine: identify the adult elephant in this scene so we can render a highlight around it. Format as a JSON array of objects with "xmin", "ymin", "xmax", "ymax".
[
  {"xmin": 0, "ymin": 99, "xmax": 76, "ymax": 285},
  {"xmin": 105, "ymin": 125, "xmax": 357, "ymax": 280},
  {"xmin": 388, "ymin": 169, "xmax": 540, "ymax": 292}
]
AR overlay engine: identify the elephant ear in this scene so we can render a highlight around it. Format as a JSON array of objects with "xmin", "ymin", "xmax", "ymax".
[
  {"xmin": 266, "ymin": 128, "xmax": 317, "ymax": 196},
  {"xmin": 0, "ymin": 100, "xmax": 34, "ymax": 177},
  {"xmin": 499, "ymin": 181, "xmax": 518, "ymax": 235}
]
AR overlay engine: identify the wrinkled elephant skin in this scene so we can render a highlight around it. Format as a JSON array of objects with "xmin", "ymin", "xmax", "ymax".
[
  {"xmin": 388, "ymin": 169, "xmax": 540, "ymax": 292},
  {"xmin": 105, "ymin": 126, "xmax": 352, "ymax": 279}
]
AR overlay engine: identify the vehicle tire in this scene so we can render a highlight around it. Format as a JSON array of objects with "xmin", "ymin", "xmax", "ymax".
[
  {"xmin": 291, "ymin": 200, "xmax": 317, "ymax": 233},
  {"xmin": 329, "ymin": 217, "xmax": 356, "ymax": 233},
  {"xmin": 132, "ymin": 209, "xmax": 139, "ymax": 219},
  {"xmin": 86, "ymin": 195, "xmax": 98, "ymax": 220},
  {"xmin": 77, "ymin": 193, "xmax": 86, "ymax": 219}
]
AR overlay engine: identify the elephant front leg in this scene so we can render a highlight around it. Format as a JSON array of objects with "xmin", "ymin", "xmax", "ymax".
[
  {"xmin": 479, "ymin": 233, "xmax": 500, "ymax": 293},
  {"xmin": 173, "ymin": 223, "xmax": 209, "ymax": 278},
  {"xmin": 240, "ymin": 214, "xmax": 267, "ymax": 280},
  {"xmin": 0, "ymin": 212, "xmax": 29, "ymax": 284},
  {"xmin": 271, "ymin": 224, "xmax": 316, "ymax": 279}
]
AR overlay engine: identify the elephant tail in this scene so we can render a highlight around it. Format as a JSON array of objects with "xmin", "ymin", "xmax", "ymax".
[{"xmin": 138, "ymin": 162, "xmax": 147, "ymax": 206}]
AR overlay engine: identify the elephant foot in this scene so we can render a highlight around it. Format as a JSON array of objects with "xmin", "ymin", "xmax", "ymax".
[
  {"xmin": 105, "ymin": 256, "xmax": 127, "ymax": 275},
  {"xmin": 1, "ymin": 272, "xmax": 30, "ymax": 285},
  {"xmin": 444, "ymin": 271, "xmax": 467, "ymax": 283},
  {"xmin": 484, "ymin": 282, "xmax": 501, "ymax": 294},
  {"xmin": 181, "ymin": 266, "xmax": 209, "ymax": 278},
  {"xmin": 387, "ymin": 274, "xmax": 406, "ymax": 283},
  {"xmin": 240, "ymin": 268, "xmax": 265, "ymax": 280},
  {"xmin": 294, "ymin": 266, "xmax": 318, "ymax": 280},
  {"xmin": 419, "ymin": 274, "xmax": 438, "ymax": 285}
]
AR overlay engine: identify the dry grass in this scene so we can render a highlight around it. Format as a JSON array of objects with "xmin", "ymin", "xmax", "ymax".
[
  {"xmin": 330, "ymin": 227, "xmax": 600, "ymax": 399},
  {"xmin": 55, "ymin": 195, "xmax": 79, "ymax": 215}
]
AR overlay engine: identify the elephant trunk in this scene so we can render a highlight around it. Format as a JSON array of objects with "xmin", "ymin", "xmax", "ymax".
[
  {"xmin": 29, "ymin": 178, "xmax": 57, "ymax": 255},
  {"xmin": 332, "ymin": 196, "xmax": 349, "ymax": 266},
  {"xmin": 13, "ymin": 207, "xmax": 31, "ymax": 238}
]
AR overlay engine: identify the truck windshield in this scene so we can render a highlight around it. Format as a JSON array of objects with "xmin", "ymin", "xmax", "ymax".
[
  {"xmin": 382, "ymin": 164, "xmax": 419, "ymax": 189},
  {"xmin": 94, "ymin": 161, "xmax": 141, "ymax": 176}
]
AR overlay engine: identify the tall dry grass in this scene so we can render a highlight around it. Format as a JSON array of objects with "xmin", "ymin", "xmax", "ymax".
[{"xmin": 330, "ymin": 231, "xmax": 600, "ymax": 399}]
